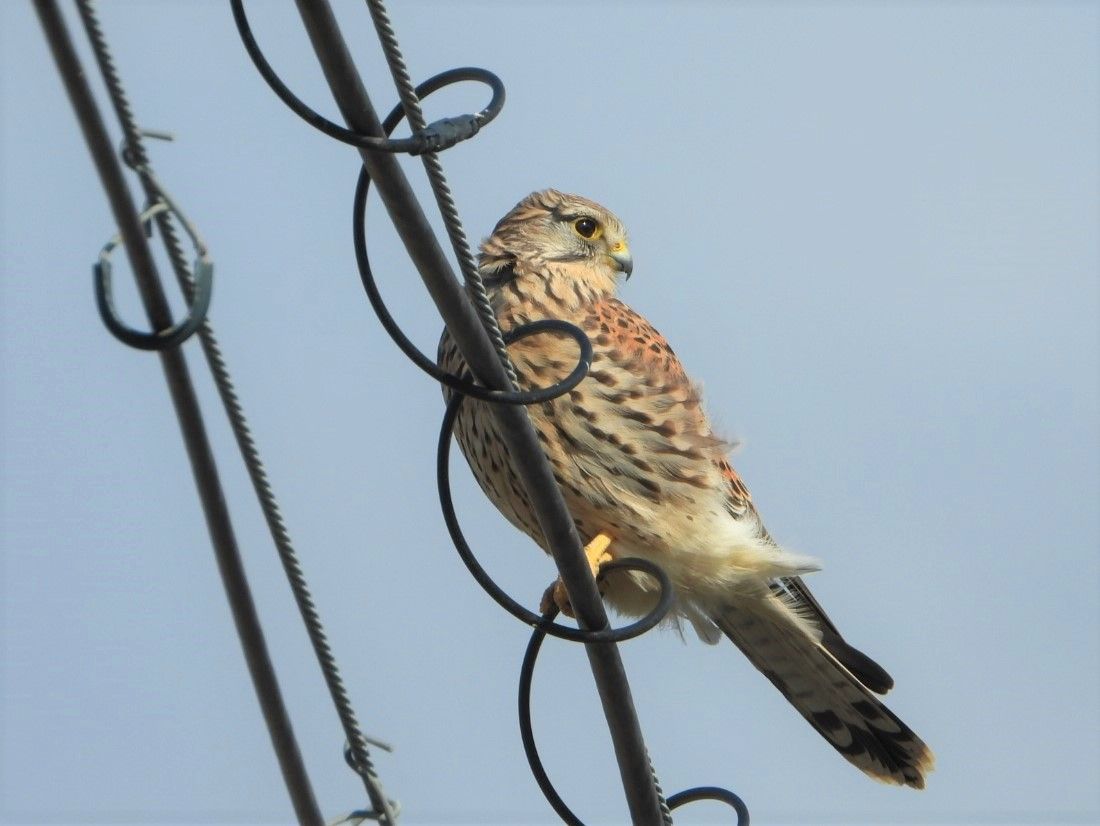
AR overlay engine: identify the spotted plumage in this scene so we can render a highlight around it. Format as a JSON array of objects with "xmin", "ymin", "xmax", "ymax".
[{"xmin": 438, "ymin": 189, "xmax": 934, "ymax": 788}]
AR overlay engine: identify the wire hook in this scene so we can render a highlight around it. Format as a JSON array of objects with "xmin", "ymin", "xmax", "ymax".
[
  {"xmin": 94, "ymin": 200, "xmax": 212, "ymax": 351},
  {"xmin": 118, "ymin": 126, "xmax": 174, "ymax": 170}
]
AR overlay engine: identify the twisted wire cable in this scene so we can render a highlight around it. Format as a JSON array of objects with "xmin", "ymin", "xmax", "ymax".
[
  {"xmin": 650, "ymin": 750, "xmax": 674, "ymax": 826},
  {"xmin": 363, "ymin": 0, "xmax": 518, "ymax": 387},
  {"xmin": 74, "ymin": 2, "xmax": 396, "ymax": 821},
  {"xmin": 362, "ymin": 0, "xmax": 682, "ymax": 818},
  {"xmin": 41, "ymin": 1, "xmax": 322, "ymax": 820}
]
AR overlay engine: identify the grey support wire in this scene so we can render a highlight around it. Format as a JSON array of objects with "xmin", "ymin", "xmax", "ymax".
[
  {"xmin": 362, "ymin": 0, "xmax": 518, "ymax": 387},
  {"xmin": 74, "ymin": 3, "xmax": 398, "ymax": 815},
  {"xmin": 41, "ymin": 1, "xmax": 397, "ymax": 823},
  {"xmin": 230, "ymin": 0, "xmax": 687, "ymax": 821},
  {"xmin": 33, "ymin": 2, "xmax": 324, "ymax": 824},
  {"xmin": 280, "ymin": 1, "xmax": 669, "ymax": 822}
]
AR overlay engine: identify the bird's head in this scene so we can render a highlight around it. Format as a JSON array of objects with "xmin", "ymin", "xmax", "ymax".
[{"xmin": 479, "ymin": 190, "xmax": 633, "ymax": 301}]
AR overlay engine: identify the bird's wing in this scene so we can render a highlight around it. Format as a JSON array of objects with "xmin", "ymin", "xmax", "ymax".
[
  {"xmin": 582, "ymin": 300, "xmax": 897, "ymax": 693},
  {"xmin": 561, "ymin": 297, "xmax": 752, "ymax": 510},
  {"xmin": 772, "ymin": 574, "xmax": 896, "ymax": 694}
]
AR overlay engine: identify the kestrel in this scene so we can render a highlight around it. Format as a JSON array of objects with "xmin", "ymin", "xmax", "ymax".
[{"xmin": 438, "ymin": 189, "xmax": 934, "ymax": 788}]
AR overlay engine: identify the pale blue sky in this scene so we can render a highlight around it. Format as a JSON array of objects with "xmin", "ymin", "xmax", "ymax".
[{"xmin": 2, "ymin": 2, "xmax": 1098, "ymax": 824}]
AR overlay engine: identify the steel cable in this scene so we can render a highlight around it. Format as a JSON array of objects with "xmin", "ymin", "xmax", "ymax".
[
  {"xmin": 74, "ymin": 1, "xmax": 397, "ymax": 821},
  {"xmin": 362, "ymin": 0, "xmax": 518, "ymax": 387},
  {"xmin": 38, "ymin": 1, "xmax": 324, "ymax": 822}
]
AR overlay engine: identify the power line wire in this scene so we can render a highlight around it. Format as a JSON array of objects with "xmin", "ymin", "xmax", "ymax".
[
  {"xmin": 285, "ymin": 0, "xmax": 669, "ymax": 820},
  {"xmin": 34, "ymin": 2, "xmax": 324, "ymax": 822},
  {"xmin": 71, "ymin": 5, "xmax": 398, "ymax": 818}
]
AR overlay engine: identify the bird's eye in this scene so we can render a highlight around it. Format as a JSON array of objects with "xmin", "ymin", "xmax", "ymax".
[{"xmin": 573, "ymin": 217, "xmax": 600, "ymax": 239}]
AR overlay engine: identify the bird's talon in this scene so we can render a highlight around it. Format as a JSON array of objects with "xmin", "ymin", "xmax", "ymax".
[
  {"xmin": 539, "ymin": 532, "xmax": 613, "ymax": 618},
  {"xmin": 540, "ymin": 579, "xmax": 575, "ymax": 617}
]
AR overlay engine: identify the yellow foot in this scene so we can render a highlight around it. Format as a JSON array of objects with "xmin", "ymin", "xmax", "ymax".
[{"xmin": 539, "ymin": 532, "xmax": 614, "ymax": 618}]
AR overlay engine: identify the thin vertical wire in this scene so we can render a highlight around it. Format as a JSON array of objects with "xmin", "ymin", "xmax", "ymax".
[
  {"xmin": 362, "ymin": 0, "xmax": 676, "ymax": 820},
  {"xmin": 37, "ymin": 2, "xmax": 323, "ymax": 822},
  {"xmin": 363, "ymin": 0, "xmax": 518, "ymax": 387},
  {"xmin": 73, "ymin": 2, "xmax": 396, "ymax": 821}
]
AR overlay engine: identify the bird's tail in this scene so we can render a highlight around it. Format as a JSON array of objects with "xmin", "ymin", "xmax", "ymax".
[{"xmin": 710, "ymin": 596, "xmax": 934, "ymax": 788}]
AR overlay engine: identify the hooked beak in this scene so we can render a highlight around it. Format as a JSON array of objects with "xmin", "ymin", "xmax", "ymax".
[{"xmin": 609, "ymin": 242, "xmax": 633, "ymax": 279}]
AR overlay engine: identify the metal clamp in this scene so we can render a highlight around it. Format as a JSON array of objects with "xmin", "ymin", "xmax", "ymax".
[{"xmin": 94, "ymin": 199, "xmax": 212, "ymax": 351}]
